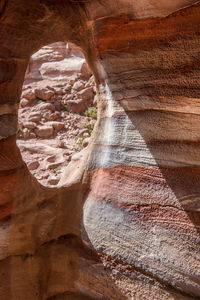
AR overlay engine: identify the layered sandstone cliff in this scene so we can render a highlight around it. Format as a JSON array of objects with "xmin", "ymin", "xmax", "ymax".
[{"xmin": 0, "ymin": 0, "xmax": 200, "ymax": 299}]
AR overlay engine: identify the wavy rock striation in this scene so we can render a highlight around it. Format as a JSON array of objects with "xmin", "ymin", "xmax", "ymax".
[{"xmin": 0, "ymin": 0, "xmax": 200, "ymax": 299}]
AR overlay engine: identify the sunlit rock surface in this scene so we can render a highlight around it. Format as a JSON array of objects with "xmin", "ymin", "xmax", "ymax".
[{"xmin": 0, "ymin": 0, "xmax": 200, "ymax": 299}]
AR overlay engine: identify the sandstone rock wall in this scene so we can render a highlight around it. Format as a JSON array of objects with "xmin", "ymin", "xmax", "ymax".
[{"xmin": 0, "ymin": 0, "xmax": 200, "ymax": 299}]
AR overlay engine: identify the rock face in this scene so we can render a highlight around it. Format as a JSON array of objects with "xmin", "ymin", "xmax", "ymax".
[{"xmin": 0, "ymin": 1, "xmax": 200, "ymax": 300}]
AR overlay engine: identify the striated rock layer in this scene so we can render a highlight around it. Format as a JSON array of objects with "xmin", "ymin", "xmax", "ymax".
[{"xmin": 0, "ymin": 0, "xmax": 200, "ymax": 299}]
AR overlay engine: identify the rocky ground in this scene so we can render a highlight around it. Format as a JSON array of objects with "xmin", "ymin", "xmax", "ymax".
[{"xmin": 17, "ymin": 42, "xmax": 97, "ymax": 186}]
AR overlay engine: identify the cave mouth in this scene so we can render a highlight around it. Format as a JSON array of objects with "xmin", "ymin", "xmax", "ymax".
[{"xmin": 17, "ymin": 41, "xmax": 97, "ymax": 187}]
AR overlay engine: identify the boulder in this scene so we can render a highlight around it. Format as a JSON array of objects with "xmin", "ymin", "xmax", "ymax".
[
  {"xmin": 24, "ymin": 42, "xmax": 67, "ymax": 83},
  {"xmin": 77, "ymin": 87, "xmax": 94, "ymax": 102},
  {"xmin": 23, "ymin": 121, "xmax": 37, "ymax": 129},
  {"xmin": 39, "ymin": 102, "xmax": 55, "ymax": 112},
  {"xmin": 35, "ymin": 88, "xmax": 54, "ymax": 101},
  {"xmin": 29, "ymin": 132, "xmax": 36, "ymax": 138},
  {"xmin": 72, "ymin": 80, "xmax": 85, "ymax": 91},
  {"xmin": 49, "ymin": 111, "xmax": 61, "ymax": 120},
  {"xmin": 22, "ymin": 89, "xmax": 36, "ymax": 101},
  {"xmin": 47, "ymin": 176, "xmax": 59, "ymax": 185},
  {"xmin": 53, "ymin": 87, "xmax": 64, "ymax": 95},
  {"xmin": 27, "ymin": 161, "xmax": 39, "ymax": 170},
  {"xmin": 46, "ymin": 121, "xmax": 65, "ymax": 131},
  {"xmin": 35, "ymin": 126, "xmax": 54, "ymax": 138},
  {"xmin": 28, "ymin": 113, "xmax": 41, "ymax": 123},
  {"xmin": 20, "ymin": 98, "xmax": 29, "ymax": 108},
  {"xmin": 45, "ymin": 155, "xmax": 56, "ymax": 163},
  {"xmin": 67, "ymin": 99, "xmax": 88, "ymax": 114},
  {"xmin": 82, "ymin": 137, "xmax": 90, "ymax": 147},
  {"xmin": 40, "ymin": 57, "xmax": 92, "ymax": 81}
]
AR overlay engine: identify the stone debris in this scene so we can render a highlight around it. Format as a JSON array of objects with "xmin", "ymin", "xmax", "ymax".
[
  {"xmin": 39, "ymin": 102, "xmax": 55, "ymax": 111},
  {"xmin": 17, "ymin": 41, "xmax": 97, "ymax": 187},
  {"xmin": 27, "ymin": 161, "xmax": 40, "ymax": 170},
  {"xmin": 22, "ymin": 89, "xmax": 36, "ymax": 101},
  {"xmin": 20, "ymin": 98, "xmax": 29, "ymax": 108},
  {"xmin": 34, "ymin": 88, "xmax": 54, "ymax": 101},
  {"xmin": 35, "ymin": 125, "xmax": 54, "ymax": 138},
  {"xmin": 47, "ymin": 176, "xmax": 59, "ymax": 185},
  {"xmin": 23, "ymin": 121, "xmax": 37, "ymax": 129},
  {"xmin": 82, "ymin": 137, "xmax": 90, "ymax": 147}
]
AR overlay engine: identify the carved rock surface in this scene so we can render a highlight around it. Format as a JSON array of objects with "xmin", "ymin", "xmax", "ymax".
[{"xmin": 0, "ymin": 0, "xmax": 200, "ymax": 300}]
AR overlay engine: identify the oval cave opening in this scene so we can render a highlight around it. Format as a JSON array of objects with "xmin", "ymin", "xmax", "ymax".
[{"xmin": 17, "ymin": 41, "xmax": 97, "ymax": 187}]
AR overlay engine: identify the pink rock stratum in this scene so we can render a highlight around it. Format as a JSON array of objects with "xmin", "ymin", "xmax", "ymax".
[{"xmin": 0, "ymin": 1, "xmax": 200, "ymax": 299}]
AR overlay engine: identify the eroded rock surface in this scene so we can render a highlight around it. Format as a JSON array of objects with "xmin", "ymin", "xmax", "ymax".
[{"xmin": 0, "ymin": 0, "xmax": 200, "ymax": 299}]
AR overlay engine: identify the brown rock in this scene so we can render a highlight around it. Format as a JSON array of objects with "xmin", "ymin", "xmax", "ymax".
[
  {"xmin": 24, "ymin": 42, "xmax": 67, "ymax": 83},
  {"xmin": 67, "ymin": 99, "xmax": 87, "ymax": 113},
  {"xmin": 35, "ymin": 126, "xmax": 53, "ymax": 138},
  {"xmin": 64, "ymin": 84, "xmax": 72, "ymax": 92},
  {"xmin": 53, "ymin": 100, "xmax": 61, "ymax": 111},
  {"xmin": 82, "ymin": 137, "xmax": 90, "ymax": 147},
  {"xmin": 49, "ymin": 111, "xmax": 61, "ymax": 120},
  {"xmin": 23, "ymin": 121, "xmax": 37, "ymax": 129},
  {"xmin": 56, "ymin": 140, "xmax": 65, "ymax": 148},
  {"xmin": 63, "ymin": 94, "xmax": 73, "ymax": 101},
  {"xmin": 20, "ymin": 98, "xmax": 29, "ymax": 108},
  {"xmin": 35, "ymin": 88, "xmax": 54, "ymax": 101},
  {"xmin": 22, "ymin": 89, "xmax": 36, "ymax": 101},
  {"xmin": 42, "ymin": 173, "xmax": 49, "ymax": 179},
  {"xmin": 45, "ymin": 121, "xmax": 65, "ymax": 131},
  {"xmin": 52, "ymin": 122, "xmax": 65, "ymax": 131},
  {"xmin": 53, "ymin": 87, "xmax": 64, "ymax": 95},
  {"xmin": 77, "ymin": 87, "xmax": 94, "ymax": 101},
  {"xmin": 73, "ymin": 80, "xmax": 85, "ymax": 91},
  {"xmin": 27, "ymin": 161, "xmax": 39, "ymax": 170},
  {"xmin": 40, "ymin": 57, "xmax": 91, "ymax": 81},
  {"xmin": 22, "ymin": 128, "xmax": 30, "ymax": 139},
  {"xmin": 39, "ymin": 103, "xmax": 55, "ymax": 112},
  {"xmin": 28, "ymin": 113, "xmax": 41, "ymax": 123},
  {"xmin": 47, "ymin": 176, "xmax": 59, "ymax": 185},
  {"xmin": 46, "ymin": 155, "xmax": 56, "ymax": 163},
  {"xmin": 46, "ymin": 161, "xmax": 63, "ymax": 170},
  {"xmin": 29, "ymin": 132, "xmax": 36, "ymax": 138}
]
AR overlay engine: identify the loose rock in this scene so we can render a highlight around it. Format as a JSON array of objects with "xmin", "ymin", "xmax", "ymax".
[
  {"xmin": 23, "ymin": 121, "xmax": 37, "ymax": 129},
  {"xmin": 36, "ymin": 126, "xmax": 54, "ymax": 138},
  {"xmin": 82, "ymin": 137, "xmax": 90, "ymax": 147},
  {"xmin": 20, "ymin": 98, "xmax": 29, "ymax": 108},
  {"xmin": 35, "ymin": 87, "xmax": 54, "ymax": 101},
  {"xmin": 39, "ymin": 103, "xmax": 55, "ymax": 112},
  {"xmin": 22, "ymin": 89, "xmax": 36, "ymax": 101},
  {"xmin": 27, "ymin": 161, "xmax": 39, "ymax": 170}
]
